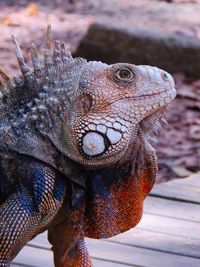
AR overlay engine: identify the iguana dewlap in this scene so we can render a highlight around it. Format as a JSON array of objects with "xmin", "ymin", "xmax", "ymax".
[{"xmin": 0, "ymin": 26, "xmax": 176, "ymax": 267}]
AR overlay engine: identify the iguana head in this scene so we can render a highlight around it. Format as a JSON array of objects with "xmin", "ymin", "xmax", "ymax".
[
  {"xmin": 0, "ymin": 26, "xmax": 176, "ymax": 171},
  {"xmin": 65, "ymin": 61, "xmax": 176, "ymax": 167}
]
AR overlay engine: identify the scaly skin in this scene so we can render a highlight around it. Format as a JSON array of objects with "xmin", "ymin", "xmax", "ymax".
[
  {"xmin": 0, "ymin": 26, "xmax": 176, "ymax": 266},
  {"xmin": 0, "ymin": 160, "xmax": 66, "ymax": 266}
]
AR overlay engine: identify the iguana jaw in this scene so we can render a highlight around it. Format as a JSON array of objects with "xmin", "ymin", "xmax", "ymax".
[{"xmin": 61, "ymin": 104, "xmax": 173, "ymax": 169}]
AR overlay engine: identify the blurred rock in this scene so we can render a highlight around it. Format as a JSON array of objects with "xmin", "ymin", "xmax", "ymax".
[{"xmin": 75, "ymin": 0, "xmax": 200, "ymax": 78}]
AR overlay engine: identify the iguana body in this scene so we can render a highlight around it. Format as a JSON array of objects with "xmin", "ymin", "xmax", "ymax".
[{"xmin": 0, "ymin": 26, "xmax": 176, "ymax": 267}]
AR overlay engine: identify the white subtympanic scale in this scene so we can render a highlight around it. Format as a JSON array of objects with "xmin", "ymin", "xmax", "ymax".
[{"xmin": 82, "ymin": 132, "xmax": 105, "ymax": 156}]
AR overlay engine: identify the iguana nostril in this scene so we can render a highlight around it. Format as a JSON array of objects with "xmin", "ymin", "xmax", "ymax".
[
  {"xmin": 161, "ymin": 71, "xmax": 169, "ymax": 81},
  {"xmin": 82, "ymin": 132, "xmax": 106, "ymax": 156}
]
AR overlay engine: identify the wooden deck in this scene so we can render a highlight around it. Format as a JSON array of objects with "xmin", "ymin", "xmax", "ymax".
[{"xmin": 13, "ymin": 174, "xmax": 200, "ymax": 267}]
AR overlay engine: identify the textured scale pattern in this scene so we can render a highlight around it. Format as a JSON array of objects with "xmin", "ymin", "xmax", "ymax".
[
  {"xmin": 0, "ymin": 25, "xmax": 176, "ymax": 266},
  {"xmin": 0, "ymin": 160, "xmax": 66, "ymax": 266},
  {"xmin": 85, "ymin": 169, "xmax": 153, "ymax": 238}
]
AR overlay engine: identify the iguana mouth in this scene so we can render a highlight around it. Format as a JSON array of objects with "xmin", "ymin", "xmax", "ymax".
[
  {"xmin": 138, "ymin": 90, "xmax": 167, "ymax": 98},
  {"xmin": 138, "ymin": 87, "xmax": 176, "ymax": 99},
  {"xmin": 110, "ymin": 87, "xmax": 176, "ymax": 104}
]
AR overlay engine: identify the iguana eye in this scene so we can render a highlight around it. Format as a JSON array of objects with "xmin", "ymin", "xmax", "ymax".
[{"xmin": 115, "ymin": 68, "xmax": 134, "ymax": 81}]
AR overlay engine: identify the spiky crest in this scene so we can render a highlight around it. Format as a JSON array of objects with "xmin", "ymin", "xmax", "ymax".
[
  {"xmin": 11, "ymin": 35, "xmax": 32, "ymax": 77},
  {"xmin": 31, "ymin": 43, "xmax": 41, "ymax": 71},
  {"xmin": 0, "ymin": 25, "xmax": 87, "ymax": 177},
  {"xmin": 0, "ymin": 24, "xmax": 82, "ymax": 107},
  {"xmin": 44, "ymin": 24, "xmax": 53, "ymax": 66},
  {"xmin": 0, "ymin": 68, "xmax": 15, "ymax": 95}
]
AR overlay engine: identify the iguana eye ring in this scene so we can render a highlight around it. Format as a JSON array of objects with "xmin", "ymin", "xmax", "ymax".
[{"xmin": 115, "ymin": 68, "xmax": 134, "ymax": 81}]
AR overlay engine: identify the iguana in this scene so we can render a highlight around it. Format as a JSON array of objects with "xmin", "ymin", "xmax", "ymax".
[{"xmin": 0, "ymin": 25, "xmax": 176, "ymax": 267}]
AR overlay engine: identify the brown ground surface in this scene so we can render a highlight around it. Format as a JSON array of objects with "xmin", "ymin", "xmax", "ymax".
[{"xmin": 0, "ymin": 0, "xmax": 199, "ymax": 183}]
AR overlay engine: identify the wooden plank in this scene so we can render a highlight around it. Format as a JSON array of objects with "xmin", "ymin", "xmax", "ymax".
[
  {"xmin": 29, "ymin": 222, "xmax": 200, "ymax": 258},
  {"xmin": 109, "ymin": 228, "xmax": 200, "ymax": 259},
  {"xmin": 28, "ymin": 236, "xmax": 144, "ymax": 266},
  {"xmin": 86, "ymin": 239, "xmax": 200, "ymax": 267},
  {"xmin": 172, "ymin": 174, "xmax": 200, "ymax": 189},
  {"xmin": 150, "ymin": 181, "xmax": 200, "ymax": 203},
  {"xmin": 28, "ymin": 234, "xmax": 142, "ymax": 267},
  {"xmin": 14, "ymin": 245, "xmax": 53, "ymax": 267},
  {"xmin": 144, "ymin": 196, "xmax": 200, "ymax": 222},
  {"xmin": 28, "ymin": 232, "xmax": 49, "ymax": 249},
  {"xmin": 138, "ymin": 213, "xmax": 200, "ymax": 239},
  {"xmin": 12, "ymin": 263, "xmax": 36, "ymax": 267},
  {"xmin": 30, "ymin": 229, "xmax": 200, "ymax": 266},
  {"xmin": 14, "ymin": 257, "xmax": 142, "ymax": 267},
  {"xmin": 93, "ymin": 259, "xmax": 141, "ymax": 267}
]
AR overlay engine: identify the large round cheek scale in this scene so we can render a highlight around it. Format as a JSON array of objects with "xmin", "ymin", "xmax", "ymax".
[{"xmin": 82, "ymin": 132, "xmax": 105, "ymax": 156}]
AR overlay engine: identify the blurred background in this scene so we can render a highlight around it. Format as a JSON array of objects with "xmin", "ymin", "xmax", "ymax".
[{"xmin": 0, "ymin": 0, "xmax": 200, "ymax": 183}]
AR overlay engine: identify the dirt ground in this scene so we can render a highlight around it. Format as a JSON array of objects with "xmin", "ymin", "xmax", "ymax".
[{"xmin": 0, "ymin": 0, "xmax": 199, "ymax": 183}]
